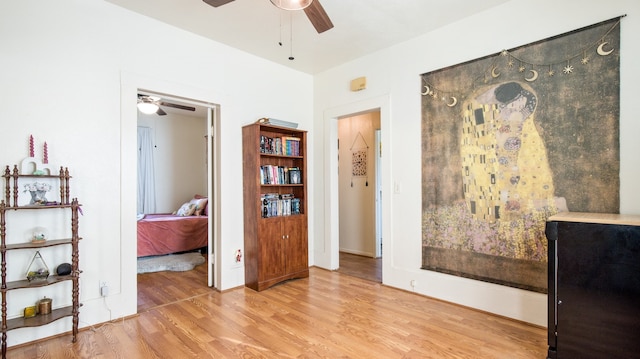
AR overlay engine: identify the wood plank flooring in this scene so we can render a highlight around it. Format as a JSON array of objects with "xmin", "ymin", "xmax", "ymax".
[
  {"xmin": 337, "ymin": 252, "xmax": 382, "ymax": 282},
  {"xmin": 8, "ymin": 259, "xmax": 547, "ymax": 358},
  {"xmin": 137, "ymin": 255, "xmax": 211, "ymax": 313}
]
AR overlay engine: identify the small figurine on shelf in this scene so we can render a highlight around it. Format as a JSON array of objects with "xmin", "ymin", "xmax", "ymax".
[
  {"xmin": 27, "ymin": 268, "xmax": 49, "ymax": 282},
  {"xmin": 56, "ymin": 263, "xmax": 72, "ymax": 276},
  {"xmin": 26, "ymin": 251, "xmax": 50, "ymax": 282},
  {"xmin": 32, "ymin": 226, "xmax": 48, "ymax": 243},
  {"xmin": 24, "ymin": 306, "xmax": 37, "ymax": 318},
  {"xmin": 23, "ymin": 181, "xmax": 51, "ymax": 205},
  {"xmin": 37, "ymin": 297, "xmax": 52, "ymax": 315}
]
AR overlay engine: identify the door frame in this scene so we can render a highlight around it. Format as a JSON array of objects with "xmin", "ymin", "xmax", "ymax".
[
  {"xmin": 121, "ymin": 72, "xmax": 223, "ymax": 316},
  {"xmin": 207, "ymin": 105, "xmax": 221, "ymax": 288},
  {"xmin": 375, "ymin": 129, "xmax": 382, "ymax": 258},
  {"xmin": 322, "ymin": 94, "xmax": 391, "ymax": 274},
  {"xmin": 135, "ymin": 91, "xmax": 219, "ymax": 288}
]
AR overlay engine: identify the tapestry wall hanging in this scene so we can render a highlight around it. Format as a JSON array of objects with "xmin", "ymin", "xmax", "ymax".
[
  {"xmin": 351, "ymin": 132, "xmax": 369, "ymax": 187},
  {"xmin": 421, "ymin": 17, "xmax": 622, "ymax": 293}
]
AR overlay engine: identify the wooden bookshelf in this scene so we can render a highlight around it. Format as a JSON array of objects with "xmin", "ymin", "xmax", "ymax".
[{"xmin": 242, "ymin": 123, "xmax": 309, "ymax": 291}]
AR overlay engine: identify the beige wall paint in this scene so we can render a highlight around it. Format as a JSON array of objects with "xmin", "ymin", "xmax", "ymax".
[{"xmin": 338, "ymin": 112, "xmax": 380, "ymax": 257}]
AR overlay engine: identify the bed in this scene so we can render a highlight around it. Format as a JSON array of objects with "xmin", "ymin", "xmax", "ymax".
[{"xmin": 137, "ymin": 196, "xmax": 209, "ymax": 257}]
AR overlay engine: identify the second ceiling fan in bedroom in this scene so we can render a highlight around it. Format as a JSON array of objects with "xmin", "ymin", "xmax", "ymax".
[
  {"xmin": 202, "ymin": 0, "xmax": 334, "ymax": 33},
  {"xmin": 137, "ymin": 94, "xmax": 196, "ymax": 116}
]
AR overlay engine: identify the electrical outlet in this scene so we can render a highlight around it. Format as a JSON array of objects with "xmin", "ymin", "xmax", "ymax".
[{"xmin": 100, "ymin": 281, "xmax": 109, "ymax": 297}]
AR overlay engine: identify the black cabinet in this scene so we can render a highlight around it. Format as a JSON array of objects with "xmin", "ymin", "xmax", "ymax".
[{"xmin": 546, "ymin": 212, "xmax": 640, "ymax": 359}]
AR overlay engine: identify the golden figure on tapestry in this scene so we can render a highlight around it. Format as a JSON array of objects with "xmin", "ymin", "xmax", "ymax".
[{"xmin": 461, "ymin": 81, "xmax": 568, "ymax": 260}]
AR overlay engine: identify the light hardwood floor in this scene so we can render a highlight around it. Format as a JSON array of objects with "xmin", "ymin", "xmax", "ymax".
[{"xmin": 9, "ymin": 258, "xmax": 547, "ymax": 358}]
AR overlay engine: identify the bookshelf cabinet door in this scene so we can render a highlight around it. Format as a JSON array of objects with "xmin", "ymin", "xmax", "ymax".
[
  {"xmin": 257, "ymin": 218, "xmax": 285, "ymax": 282},
  {"xmin": 283, "ymin": 215, "xmax": 308, "ymax": 274}
]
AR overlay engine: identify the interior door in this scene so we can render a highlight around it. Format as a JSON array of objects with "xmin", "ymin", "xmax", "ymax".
[
  {"xmin": 207, "ymin": 106, "xmax": 216, "ymax": 288},
  {"xmin": 375, "ymin": 129, "xmax": 382, "ymax": 258}
]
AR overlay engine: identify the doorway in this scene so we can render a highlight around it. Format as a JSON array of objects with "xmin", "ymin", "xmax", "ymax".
[
  {"xmin": 136, "ymin": 91, "xmax": 218, "ymax": 312},
  {"xmin": 322, "ymin": 94, "xmax": 390, "ymax": 281},
  {"xmin": 336, "ymin": 110, "xmax": 382, "ymax": 282}
]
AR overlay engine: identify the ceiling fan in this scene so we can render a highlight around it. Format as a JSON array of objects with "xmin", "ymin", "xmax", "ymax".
[
  {"xmin": 137, "ymin": 94, "xmax": 196, "ymax": 116},
  {"xmin": 202, "ymin": 0, "xmax": 334, "ymax": 34}
]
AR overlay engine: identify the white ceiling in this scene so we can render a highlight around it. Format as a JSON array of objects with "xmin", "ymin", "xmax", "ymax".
[{"xmin": 106, "ymin": 0, "xmax": 510, "ymax": 74}]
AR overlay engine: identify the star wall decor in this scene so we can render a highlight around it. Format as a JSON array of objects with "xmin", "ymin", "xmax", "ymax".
[{"xmin": 421, "ymin": 15, "xmax": 624, "ymax": 108}]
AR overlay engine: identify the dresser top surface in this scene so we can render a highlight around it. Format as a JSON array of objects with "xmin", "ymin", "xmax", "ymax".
[{"xmin": 548, "ymin": 212, "xmax": 640, "ymax": 226}]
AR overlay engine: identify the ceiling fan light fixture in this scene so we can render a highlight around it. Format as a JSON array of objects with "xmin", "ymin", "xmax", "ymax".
[
  {"xmin": 137, "ymin": 99, "xmax": 159, "ymax": 115},
  {"xmin": 270, "ymin": 0, "xmax": 313, "ymax": 11}
]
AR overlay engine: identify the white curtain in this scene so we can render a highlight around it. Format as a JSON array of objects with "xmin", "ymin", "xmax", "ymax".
[{"xmin": 137, "ymin": 126, "xmax": 156, "ymax": 214}]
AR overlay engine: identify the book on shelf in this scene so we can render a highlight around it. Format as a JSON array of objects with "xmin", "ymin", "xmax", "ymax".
[
  {"xmin": 260, "ymin": 165, "xmax": 279, "ymax": 185},
  {"xmin": 260, "ymin": 135, "xmax": 276, "ymax": 154},
  {"xmin": 261, "ymin": 193, "xmax": 278, "ymax": 218},
  {"xmin": 260, "ymin": 193, "xmax": 300, "ymax": 217},
  {"xmin": 258, "ymin": 134, "xmax": 301, "ymax": 156},
  {"xmin": 291, "ymin": 198, "xmax": 301, "ymax": 215},
  {"xmin": 260, "ymin": 165, "xmax": 302, "ymax": 185},
  {"xmin": 281, "ymin": 136, "xmax": 301, "ymax": 156}
]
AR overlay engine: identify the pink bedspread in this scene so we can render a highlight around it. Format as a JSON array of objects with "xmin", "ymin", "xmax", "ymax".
[{"xmin": 137, "ymin": 214, "xmax": 208, "ymax": 257}]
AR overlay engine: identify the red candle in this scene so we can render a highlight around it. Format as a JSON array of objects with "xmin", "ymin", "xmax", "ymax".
[
  {"xmin": 43, "ymin": 142, "xmax": 48, "ymax": 164},
  {"xmin": 29, "ymin": 135, "xmax": 34, "ymax": 157}
]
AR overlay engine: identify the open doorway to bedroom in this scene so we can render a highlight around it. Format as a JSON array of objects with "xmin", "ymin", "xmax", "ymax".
[{"xmin": 135, "ymin": 91, "xmax": 218, "ymax": 312}]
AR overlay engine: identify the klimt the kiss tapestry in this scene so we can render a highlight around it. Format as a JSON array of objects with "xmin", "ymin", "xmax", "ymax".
[{"xmin": 421, "ymin": 17, "xmax": 622, "ymax": 293}]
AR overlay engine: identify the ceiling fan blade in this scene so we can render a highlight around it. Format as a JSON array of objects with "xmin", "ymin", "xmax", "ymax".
[
  {"xmin": 159, "ymin": 101, "xmax": 196, "ymax": 112},
  {"xmin": 202, "ymin": 0, "xmax": 235, "ymax": 7},
  {"xmin": 304, "ymin": 0, "xmax": 333, "ymax": 33},
  {"xmin": 156, "ymin": 107, "xmax": 167, "ymax": 116}
]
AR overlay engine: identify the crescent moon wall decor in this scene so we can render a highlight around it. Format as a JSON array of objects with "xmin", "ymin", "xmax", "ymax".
[
  {"xmin": 597, "ymin": 42, "xmax": 614, "ymax": 56},
  {"xmin": 421, "ymin": 15, "xmax": 624, "ymax": 105},
  {"xmin": 525, "ymin": 69, "xmax": 539, "ymax": 82},
  {"xmin": 421, "ymin": 82, "xmax": 456, "ymax": 103}
]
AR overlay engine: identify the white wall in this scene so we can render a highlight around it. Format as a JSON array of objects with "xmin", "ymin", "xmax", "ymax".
[
  {"xmin": 138, "ymin": 112, "xmax": 208, "ymax": 213},
  {"xmin": 0, "ymin": 0, "xmax": 313, "ymax": 346},
  {"xmin": 312, "ymin": 0, "xmax": 640, "ymax": 327}
]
